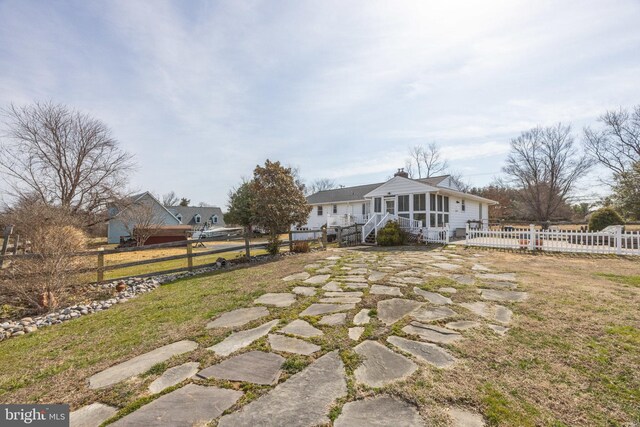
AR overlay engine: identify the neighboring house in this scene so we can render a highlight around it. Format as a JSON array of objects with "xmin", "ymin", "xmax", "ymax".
[
  {"xmin": 166, "ymin": 206, "xmax": 225, "ymax": 230},
  {"xmin": 107, "ymin": 192, "xmax": 226, "ymax": 244},
  {"xmin": 301, "ymin": 169, "xmax": 498, "ymax": 241}
]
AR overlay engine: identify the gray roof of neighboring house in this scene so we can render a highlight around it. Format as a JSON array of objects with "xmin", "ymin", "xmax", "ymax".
[
  {"xmin": 306, "ymin": 175, "xmax": 452, "ymax": 204},
  {"xmin": 166, "ymin": 206, "xmax": 224, "ymax": 226}
]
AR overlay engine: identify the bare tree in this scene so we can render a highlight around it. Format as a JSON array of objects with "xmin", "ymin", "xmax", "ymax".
[
  {"xmin": 0, "ymin": 102, "xmax": 135, "ymax": 220},
  {"xmin": 503, "ymin": 124, "xmax": 593, "ymax": 221},
  {"xmin": 405, "ymin": 143, "xmax": 449, "ymax": 178},
  {"xmin": 162, "ymin": 191, "xmax": 179, "ymax": 206},
  {"xmin": 116, "ymin": 198, "xmax": 164, "ymax": 246},
  {"xmin": 584, "ymin": 105, "xmax": 640, "ymax": 178},
  {"xmin": 308, "ymin": 178, "xmax": 336, "ymax": 194},
  {"xmin": 449, "ymin": 171, "xmax": 470, "ymax": 192}
]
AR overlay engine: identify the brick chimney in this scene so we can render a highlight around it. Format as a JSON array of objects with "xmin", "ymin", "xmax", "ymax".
[{"xmin": 394, "ymin": 168, "xmax": 409, "ymax": 178}]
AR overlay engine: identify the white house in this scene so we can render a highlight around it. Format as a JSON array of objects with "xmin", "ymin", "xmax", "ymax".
[{"xmin": 301, "ymin": 170, "xmax": 498, "ymax": 243}]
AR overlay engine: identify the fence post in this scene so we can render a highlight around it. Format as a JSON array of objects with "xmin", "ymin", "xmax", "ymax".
[
  {"xmin": 244, "ymin": 228, "xmax": 251, "ymax": 258},
  {"xmin": 186, "ymin": 241, "xmax": 193, "ymax": 271},
  {"xmin": 322, "ymin": 228, "xmax": 327, "ymax": 247},
  {"xmin": 97, "ymin": 249, "xmax": 104, "ymax": 282},
  {"xmin": 12, "ymin": 235, "xmax": 20, "ymax": 255},
  {"xmin": 288, "ymin": 231, "xmax": 294, "ymax": 252},
  {"xmin": 616, "ymin": 225, "xmax": 622, "ymax": 255},
  {"xmin": 529, "ymin": 224, "xmax": 536, "ymax": 251},
  {"xmin": 337, "ymin": 227, "xmax": 342, "ymax": 247},
  {"xmin": 0, "ymin": 225, "xmax": 13, "ymax": 269}
]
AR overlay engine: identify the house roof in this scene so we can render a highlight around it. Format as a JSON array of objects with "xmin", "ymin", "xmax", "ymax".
[
  {"xmin": 166, "ymin": 206, "xmax": 224, "ymax": 225},
  {"xmin": 416, "ymin": 175, "xmax": 449, "ymax": 186},
  {"xmin": 307, "ymin": 182, "xmax": 383, "ymax": 204}
]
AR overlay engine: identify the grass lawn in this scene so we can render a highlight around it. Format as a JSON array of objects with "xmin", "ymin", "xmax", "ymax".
[{"xmin": 0, "ymin": 247, "xmax": 638, "ymax": 426}]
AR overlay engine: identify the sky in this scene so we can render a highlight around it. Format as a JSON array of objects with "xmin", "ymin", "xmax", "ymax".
[{"xmin": 1, "ymin": 0, "xmax": 639, "ymax": 208}]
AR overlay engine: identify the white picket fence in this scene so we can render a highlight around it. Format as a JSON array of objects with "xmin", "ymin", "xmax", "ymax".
[
  {"xmin": 423, "ymin": 226, "xmax": 450, "ymax": 244},
  {"xmin": 465, "ymin": 224, "xmax": 640, "ymax": 255}
]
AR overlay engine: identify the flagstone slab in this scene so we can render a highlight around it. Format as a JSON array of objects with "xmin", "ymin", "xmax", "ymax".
[
  {"xmin": 207, "ymin": 306, "xmax": 270, "ymax": 329},
  {"xmin": 411, "ymin": 306, "xmax": 457, "ymax": 322},
  {"xmin": 325, "ymin": 291, "xmax": 363, "ymax": 297},
  {"xmin": 476, "ymin": 272, "xmax": 517, "ymax": 282},
  {"xmin": 439, "ymin": 287, "xmax": 458, "ymax": 293},
  {"xmin": 488, "ymin": 324, "xmax": 510, "ymax": 335},
  {"xmin": 348, "ymin": 327, "xmax": 365, "ymax": 341},
  {"xmin": 387, "ymin": 336, "xmax": 457, "ymax": 368},
  {"xmin": 345, "ymin": 263, "xmax": 368, "ymax": 268},
  {"xmin": 292, "ymin": 286, "xmax": 317, "ymax": 296},
  {"xmin": 403, "ymin": 322, "xmax": 463, "ymax": 344},
  {"xmin": 368, "ymin": 271, "xmax": 387, "ymax": 282},
  {"xmin": 353, "ymin": 309, "xmax": 371, "ymax": 325},
  {"xmin": 299, "ymin": 303, "xmax": 355, "ymax": 317},
  {"xmin": 480, "ymin": 289, "xmax": 528, "ymax": 302},
  {"xmin": 283, "ymin": 272, "xmax": 311, "ymax": 282},
  {"xmin": 322, "ymin": 281, "xmax": 343, "ymax": 291},
  {"xmin": 217, "ymin": 351, "xmax": 347, "ymax": 427},
  {"xmin": 345, "ymin": 282, "xmax": 369, "ymax": 289},
  {"xmin": 432, "ymin": 262, "xmax": 461, "ymax": 271},
  {"xmin": 70, "ymin": 403, "xmax": 117, "ymax": 427},
  {"xmin": 397, "ymin": 276, "xmax": 424, "ymax": 285},
  {"xmin": 386, "ymin": 278, "xmax": 409, "ymax": 286},
  {"xmin": 449, "ymin": 406, "xmax": 486, "ymax": 427},
  {"xmin": 413, "ymin": 288, "xmax": 452, "ymax": 305},
  {"xmin": 370, "ymin": 285, "xmax": 403, "ymax": 296},
  {"xmin": 446, "ymin": 320, "xmax": 481, "ymax": 331},
  {"xmin": 279, "ymin": 319, "xmax": 323, "ymax": 338},
  {"xmin": 459, "ymin": 302, "xmax": 512, "ymax": 324},
  {"xmin": 304, "ymin": 263, "xmax": 322, "ymax": 270},
  {"xmin": 304, "ymin": 274, "xmax": 332, "ymax": 284},
  {"xmin": 149, "ymin": 362, "xmax": 199, "ymax": 394},
  {"xmin": 452, "ymin": 274, "xmax": 475, "ymax": 285},
  {"xmin": 353, "ymin": 340, "xmax": 417, "ymax": 387},
  {"xmin": 482, "ymin": 280, "xmax": 517, "ymax": 289},
  {"xmin": 319, "ymin": 312, "xmax": 347, "ymax": 325},
  {"xmin": 334, "ymin": 395, "xmax": 426, "ymax": 427},
  {"xmin": 254, "ymin": 293, "xmax": 296, "ymax": 307},
  {"xmin": 342, "ymin": 276, "xmax": 368, "ymax": 282},
  {"xmin": 268, "ymin": 334, "xmax": 321, "ymax": 355},
  {"xmin": 347, "ymin": 268, "xmax": 369, "ymax": 275},
  {"xmin": 319, "ymin": 296, "xmax": 362, "ymax": 304},
  {"xmin": 112, "ymin": 384, "xmax": 242, "ymax": 427},
  {"xmin": 495, "ymin": 305, "xmax": 513, "ymax": 324},
  {"xmin": 326, "ymin": 256, "xmax": 342, "ymax": 260},
  {"xmin": 472, "ymin": 264, "xmax": 492, "ymax": 272},
  {"xmin": 198, "ymin": 351, "xmax": 284, "ymax": 385},
  {"xmin": 377, "ymin": 298, "xmax": 423, "ymax": 325},
  {"xmin": 89, "ymin": 340, "xmax": 198, "ymax": 389},
  {"xmin": 207, "ymin": 320, "xmax": 279, "ymax": 356}
]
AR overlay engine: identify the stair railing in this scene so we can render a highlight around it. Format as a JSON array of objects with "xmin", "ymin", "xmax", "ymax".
[{"xmin": 362, "ymin": 214, "xmax": 380, "ymax": 243}]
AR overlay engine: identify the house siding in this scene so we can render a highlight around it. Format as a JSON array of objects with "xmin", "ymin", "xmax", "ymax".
[{"xmin": 107, "ymin": 193, "xmax": 180, "ymax": 244}]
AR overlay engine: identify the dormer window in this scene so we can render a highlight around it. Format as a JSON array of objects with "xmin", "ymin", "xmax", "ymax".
[
  {"xmin": 175, "ymin": 213, "xmax": 182, "ymax": 223},
  {"xmin": 211, "ymin": 215, "xmax": 218, "ymax": 224},
  {"xmin": 194, "ymin": 214, "xmax": 201, "ymax": 223}
]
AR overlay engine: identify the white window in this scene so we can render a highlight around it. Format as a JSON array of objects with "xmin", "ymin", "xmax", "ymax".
[
  {"xmin": 332, "ymin": 204, "xmax": 337, "ymax": 214},
  {"xmin": 175, "ymin": 213, "xmax": 182, "ymax": 223},
  {"xmin": 212, "ymin": 215, "xmax": 218, "ymax": 223},
  {"xmin": 362, "ymin": 203, "xmax": 366, "ymax": 215},
  {"xmin": 374, "ymin": 198, "xmax": 382, "ymax": 213},
  {"xmin": 317, "ymin": 206, "xmax": 323, "ymax": 216},
  {"xmin": 195, "ymin": 214, "xmax": 201, "ymax": 223},
  {"xmin": 462, "ymin": 199, "xmax": 466, "ymax": 212},
  {"xmin": 397, "ymin": 195, "xmax": 409, "ymax": 212},
  {"xmin": 429, "ymin": 194, "xmax": 449, "ymax": 227}
]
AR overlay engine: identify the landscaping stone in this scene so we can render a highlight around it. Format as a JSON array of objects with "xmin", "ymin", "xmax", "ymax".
[
  {"xmin": 387, "ymin": 335, "xmax": 457, "ymax": 368},
  {"xmin": 316, "ymin": 267, "xmax": 333, "ymax": 274},
  {"xmin": 472, "ymin": 264, "xmax": 492, "ymax": 272},
  {"xmin": 439, "ymin": 287, "xmax": 458, "ymax": 293},
  {"xmin": 446, "ymin": 320, "xmax": 481, "ymax": 331},
  {"xmin": 495, "ymin": 305, "xmax": 513, "ymax": 324},
  {"xmin": 449, "ymin": 407, "xmax": 486, "ymax": 427},
  {"xmin": 304, "ymin": 263, "xmax": 321, "ymax": 269},
  {"xmin": 206, "ymin": 306, "xmax": 269, "ymax": 329},
  {"xmin": 345, "ymin": 282, "xmax": 369, "ymax": 289},
  {"xmin": 402, "ymin": 322, "xmax": 463, "ymax": 344},
  {"xmin": 254, "ymin": 292, "xmax": 296, "ymax": 307},
  {"xmin": 347, "ymin": 268, "xmax": 369, "ymax": 275},
  {"xmin": 432, "ymin": 262, "xmax": 461, "ymax": 271},
  {"xmin": 268, "ymin": 334, "xmax": 321, "ymax": 355},
  {"xmin": 319, "ymin": 296, "xmax": 362, "ymax": 304},
  {"xmin": 459, "ymin": 302, "xmax": 512, "ymax": 324},
  {"xmin": 292, "ymin": 286, "xmax": 317, "ymax": 296},
  {"xmin": 322, "ymin": 281, "xmax": 343, "ymax": 291},
  {"xmin": 411, "ymin": 306, "xmax": 457, "ymax": 322},
  {"xmin": 279, "ymin": 319, "xmax": 323, "ymax": 337},
  {"xmin": 207, "ymin": 320, "xmax": 279, "ymax": 356},
  {"xmin": 334, "ymin": 395, "xmax": 426, "ymax": 427},
  {"xmin": 353, "ymin": 309, "xmax": 371, "ymax": 325},
  {"xmin": 353, "ymin": 340, "xmax": 417, "ymax": 387},
  {"xmin": 283, "ymin": 272, "xmax": 311, "ymax": 282},
  {"xmin": 476, "ymin": 272, "xmax": 517, "ymax": 282},
  {"xmin": 452, "ymin": 274, "xmax": 475, "ymax": 285},
  {"xmin": 325, "ymin": 291, "xmax": 363, "ymax": 297},
  {"xmin": 348, "ymin": 327, "xmax": 364, "ymax": 341},
  {"xmin": 413, "ymin": 288, "xmax": 452, "ymax": 304},
  {"xmin": 70, "ymin": 403, "xmax": 117, "ymax": 427},
  {"xmin": 319, "ymin": 312, "xmax": 347, "ymax": 325},
  {"xmin": 342, "ymin": 275, "xmax": 368, "ymax": 282},
  {"xmin": 89, "ymin": 340, "xmax": 198, "ymax": 389},
  {"xmin": 480, "ymin": 289, "xmax": 528, "ymax": 302},
  {"xmin": 370, "ymin": 284, "xmax": 403, "ymax": 296},
  {"xmin": 217, "ymin": 351, "xmax": 347, "ymax": 427},
  {"xmin": 368, "ymin": 271, "xmax": 387, "ymax": 282},
  {"xmin": 304, "ymin": 274, "xmax": 331, "ymax": 284},
  {"xmin": 198, "ymin": 351, "xmax": 284, "ymax": 385},
  {"xmin": 377, "ymin": 298, "xmax": 423, "ymax": 325},
  {"xmin": 112, "ymin": 384, "xmax": 242, "ymax": 426},
  {"xmin": 482, "ymin": 280, "xmax": 517, "ymax": 289},
  {"xmin": 299, "ymin": 303, "xmax": 355, "ymax": 317},
  {"xmin": 488, "ymin": 324, "xmax": 510, "ymax": 335},
  {"xmin": 398, "ymin": 276, "xmax": 424, "ymax": 285},
  {"xmin": 148, "ymin": 362, "xmax": 199, "ymax": 394}
]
